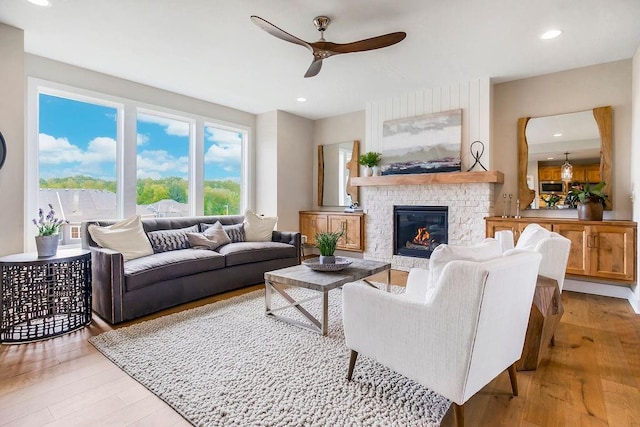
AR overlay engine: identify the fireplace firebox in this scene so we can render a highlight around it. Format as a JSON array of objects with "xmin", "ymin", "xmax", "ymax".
[{"xmin": 393, "ymin": 206, "xmax": 448, "ymax": 258}]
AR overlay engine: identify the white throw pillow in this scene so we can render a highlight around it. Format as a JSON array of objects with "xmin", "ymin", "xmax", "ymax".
[
  {"xmin": 244, "ymin": 209, "xmax": 277, "ymax": 242},
  {"xmin": 428, "ymin": 238, "xmax": 503, "ymax": 286},
  {"xmin": 88, "ymin": 215, "xmax": 153, "ymax": 261},
  {"xmin": 516, "ymin": 224, "xmax": 551, "ymax": 251},
  {"xmin": 187, "ymin": 222, "xmax": 231, "ymax": 250}
]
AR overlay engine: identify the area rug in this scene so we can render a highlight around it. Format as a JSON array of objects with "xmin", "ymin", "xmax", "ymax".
[{"xmin": 89, "ymin": 287, "xmax": 451, "ymax": 426}]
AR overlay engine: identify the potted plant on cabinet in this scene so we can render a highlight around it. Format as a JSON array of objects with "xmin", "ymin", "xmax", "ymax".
[
  {"xmin": 315, "ymin": 230, "xmax": 344, "ymax": 264},
  {"xmin": 569, "ymin": 182, "xmax": 607, "ymax": 221},
  {"xmin": 358, "ymin": 151, "xmax": 382, "ymax": 177}
]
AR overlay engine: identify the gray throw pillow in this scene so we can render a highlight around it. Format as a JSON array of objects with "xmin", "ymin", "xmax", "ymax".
[
  {"xmin": 201, "ymin": 222, "xmax": 245, "ymax": 243},
  {"xmin": 187, "ymin": 222, "xmax": 231, "ymax": 250},
  {"xmin": 147, "ymin": 225, "xmax": 199, "ymax": 253}
]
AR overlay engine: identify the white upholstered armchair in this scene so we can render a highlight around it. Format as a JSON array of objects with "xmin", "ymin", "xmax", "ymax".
[
  {"xmin": 342, "ymin": 251, "xmax": 542, "ymax": 427},
  {"xmin": 495, "ymin": 223, "xmax": 571, "ymax": 292}
]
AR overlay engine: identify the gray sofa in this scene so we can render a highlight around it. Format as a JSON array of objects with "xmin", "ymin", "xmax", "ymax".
[{"xmin": 81, "ymin": 215, "xmax": 301, "ymax": 324}]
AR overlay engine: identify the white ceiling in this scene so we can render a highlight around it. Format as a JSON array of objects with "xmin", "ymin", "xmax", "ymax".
[{"xmin": 1, "ymin": 0, "xmax": 639, "ymax": 120}]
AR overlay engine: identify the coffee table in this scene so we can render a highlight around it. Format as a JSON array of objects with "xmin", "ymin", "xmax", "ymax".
[{"xmin": 264, "ymin": 257, "xmax": 391, "ymax": 335}]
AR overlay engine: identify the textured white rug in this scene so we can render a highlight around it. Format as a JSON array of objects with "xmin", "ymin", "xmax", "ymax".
[{"xmin": 89, "ymin": 287, "xmax": 450, "ymax": 426}]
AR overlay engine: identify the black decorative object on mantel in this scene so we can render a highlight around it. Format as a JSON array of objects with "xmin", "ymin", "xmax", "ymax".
[
  {"xmin": 466, "ymin": 140, "xmax": 487, "ymax": 172},
  {"xmin": 0, "ymin": 131, "xmax": 6, "ymax": 170}
]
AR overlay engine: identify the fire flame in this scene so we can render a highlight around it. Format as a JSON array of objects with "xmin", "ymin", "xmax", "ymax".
[{"xmin": 412, "ymin": 227, "xmax": 431, "ymax": 246}]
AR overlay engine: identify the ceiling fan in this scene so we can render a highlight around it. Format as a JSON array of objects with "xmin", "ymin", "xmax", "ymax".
[{"xmin": 250, "ymin": 15, "xmax": 406, "ymax": 78}]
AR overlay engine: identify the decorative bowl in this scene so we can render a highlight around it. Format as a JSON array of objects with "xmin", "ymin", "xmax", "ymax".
[{"xmin": 302, "ymin": 257, "xmax": 353, "ymax": 272}]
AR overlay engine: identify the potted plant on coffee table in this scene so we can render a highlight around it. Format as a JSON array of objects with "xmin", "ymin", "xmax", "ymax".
[
  {"xmin": 569, "ymin": 182, "xmax": 608, "ymax": 221},
  {"xmin": 315, "ymin": 230, "xmax": 344, "ymax": 264},
  {"xmin": 358, "ymin": 151, "xmax": 382, "ymax": 177}
]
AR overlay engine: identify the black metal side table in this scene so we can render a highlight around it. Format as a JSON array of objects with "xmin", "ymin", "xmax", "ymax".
[{"xmin": 0, "ymin": 249, "xmax": 92, "ymax": 343}]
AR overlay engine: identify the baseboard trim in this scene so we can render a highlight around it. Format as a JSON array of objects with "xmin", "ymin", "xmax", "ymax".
[{"xmin": 563, "ymin": 279, "xmax": 639, "ymax": 313}]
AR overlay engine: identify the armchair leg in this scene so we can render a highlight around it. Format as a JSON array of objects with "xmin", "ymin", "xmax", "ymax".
[
  {"xmin": 507, "ymin": 363, "xmax": 519, "ymax": 396},
  {"xmin": 453, "ymin": 403, "xmax": 464, "ymax": 427},
  {"xmin": 347, "ymin": 350, "xmax": 358, "ymax": 380}
]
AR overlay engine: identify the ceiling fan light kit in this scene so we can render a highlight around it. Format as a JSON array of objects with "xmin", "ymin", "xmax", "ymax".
[{"xmin": 250, "ymin": 15, "xmax": 406, "ymax": 77}]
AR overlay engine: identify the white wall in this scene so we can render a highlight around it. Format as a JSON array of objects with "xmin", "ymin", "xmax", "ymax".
[
  {"xmin": 312, "ymin": 110, "xmax": 365, "ymax": 210},
  {"xmin": 631, "ymin": 46, "xmax": 640, "ymax": 312},
  {"xmin": 0, "ymin": 24, "xmax": 25, "ymax": 256},
  {"xmin": 493, "ymin": 60, "xmax": 633, "ymax": 220},
  {"xmin": 365, "ymin": 78, "xmax": 492, "ymax": 174},
  {"xmin": 255, "ymin": 110, "xmax": 313, "ymax": 232},
  {"xmin": 255, "ymin": 111, "xmax": 278, "ymax": 216},
  {"xmin": 276, "ymin": 111, "xmax": 313, "ymax": 231}
]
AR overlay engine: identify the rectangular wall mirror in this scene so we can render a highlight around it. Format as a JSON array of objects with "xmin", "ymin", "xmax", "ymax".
[
  {"xmin": 318, "ymin": 140, "xmax": 359, "ymax": 207},
  {"xmin": 517, "ymin": 106, "xmax": 612, "ymax": 210}
]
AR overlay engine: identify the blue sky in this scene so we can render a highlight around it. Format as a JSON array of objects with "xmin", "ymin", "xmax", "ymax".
[{"xmin": 39, "ymin": 94, "xmax": 242, "ymax": 181}]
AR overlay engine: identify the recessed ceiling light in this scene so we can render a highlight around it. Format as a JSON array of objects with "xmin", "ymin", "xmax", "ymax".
[
  {"xmin": 553, "ymin": 132, "xmax": 563, "ymax": 137},
  {"xmin": 26, "ymin": 0, "xmax": 51, "ymax": 5},
  {"xmin": 547, "ymin": 157, "xmax": 554, "ymax": 160},
  {"xmin": 540, "ymin": 29, "xmax": 562, "ymax": 40},
  {"xmin": 296, "ymin": 97, "xmax": 307, "ymax": 103}
]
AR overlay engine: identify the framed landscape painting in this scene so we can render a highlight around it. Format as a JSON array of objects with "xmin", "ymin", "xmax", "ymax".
[{"xmin": 381, "ymin": 109, "xmax": 462, "ymax": 175}]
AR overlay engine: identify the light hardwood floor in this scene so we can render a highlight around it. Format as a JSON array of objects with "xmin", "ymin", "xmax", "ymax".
[{"xmin": 1, "ymin": 271, "xmax": 639, "ymax": 426}]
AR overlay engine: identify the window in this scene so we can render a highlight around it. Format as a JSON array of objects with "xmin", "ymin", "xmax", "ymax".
[
  {"xmin": 203, "ymin": 125, "xmax": 244, "ymax": 215},
  {"xmin": 29, "ymin": 80, "xmax": 249, "ymax": 248},
  {"xmin": 136, "ymin": 112, "xmax": 191, "ymax": 217},
  {"xmin": 38, "ymin": 93, "xmax": 118, "ymax": 244}
]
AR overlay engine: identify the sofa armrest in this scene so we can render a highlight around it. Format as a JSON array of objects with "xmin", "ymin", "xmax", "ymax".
[
  {"xmin": 272, "ymin": 231, "xmax": 302, "ymax": 264},
  {"xmin": 90, "ymin": 247, "xmax": 125, "ymax": 324}
]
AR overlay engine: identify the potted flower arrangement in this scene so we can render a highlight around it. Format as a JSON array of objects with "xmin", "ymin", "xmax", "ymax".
[
  {"xmin": 33, "ymin": 204, "xmax": 68, "ymax": 257},
  {"xmin": 540, "ymin": 193, "xmax": 562, "ymax": 208},
  {"xmin": 358, "ymin": 151, "xmax": 382, "ymax": 177},
  {"xmin": 569, "ymin": 182, "xmax": 607, "ymax": 221},
  {"xmin": 315, "ymin": 230, "xmax": 344, "ymax": 264}
]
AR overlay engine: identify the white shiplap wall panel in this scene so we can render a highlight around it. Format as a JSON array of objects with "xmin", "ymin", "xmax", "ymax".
[{"xmin": 366, "ymin": 78, "xmax": 491, "ymax": 170}]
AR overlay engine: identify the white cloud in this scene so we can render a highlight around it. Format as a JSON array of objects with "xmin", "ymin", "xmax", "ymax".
[
  {"xmin": 137, "ymin": 149, "xmax": 188, "ymax": 176},
  {"xmin": 137, "ymin": 133, "xmax": 150, "ymax": 145},
  {"xmin": 138, "ymin": 113, "xmax": 190, "ymax": 137},
  {"xmin": 204, "ymin": 142, "xmax": 241, "ymax": 164},
  {"xmin": 39, "ymin": 133, "xmax": 84, "ymax": 164},
  {"xmin": 206, "ymin": 127, "xmax": 242, "ymax": 145},
  {"xmin": 82, "ymin": 137, "xmax": 116, "ymax": 164}
]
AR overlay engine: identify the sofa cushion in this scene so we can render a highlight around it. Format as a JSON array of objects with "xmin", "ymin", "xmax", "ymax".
[
  {"xmin": 124, "ymin": 249, "xmax": 225, "ymax": 291},
  {"xmin": 244, "ymin": 209, "xmax": 278, "ymax": 242},
  {"xmin": 216, "ymin": 242, "xmax": 297, "ymax": 267},
  {"xmin": 88, "ymin": 215, "xmax": 153, "ymax": 261},
  {"xmin": 147, "ymin": 225, "xmax": 199, "ymax": 253},
  {"xmin": 202, "ymin": 222, "xmax": 245, "ymax": 243}
]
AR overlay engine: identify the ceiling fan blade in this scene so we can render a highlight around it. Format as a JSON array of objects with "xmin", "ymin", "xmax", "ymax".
[
  {"xmin": 250, "ymin": 15, "xmax": 311, "ymax": 51},
  {"xmin": 304, "ymin": 58, "xmax": 323, "ymax": 78},
  {"xmin": 323, "ymin": 32, "xmax": 407, "ymax": 54}
]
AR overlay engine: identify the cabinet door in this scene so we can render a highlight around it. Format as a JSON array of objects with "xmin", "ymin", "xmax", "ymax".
[
  {"xmin": 328, "ymin": 215, "xmax": 363, "ymax": 251},
  {"xmin": 485, "ymin": 220, "xmax": 519, "ymax": 238},
  {"xmin": 585, "ymin": 164, "xmax": 601, "ymax": 183},
  {"xmin": 299, "ymin": 213, "xmax": 327, "ymax": 245},
  {"xmin": 552, "ymin": 223, "xmax": 589, "ymax": 276},
  {"xmin": 590, "ymin": 225, "xmax": 635, "ymax": 281},
  {"xmin": 538, "ymin": 166, "xmax": 561, "ymax": 181}
]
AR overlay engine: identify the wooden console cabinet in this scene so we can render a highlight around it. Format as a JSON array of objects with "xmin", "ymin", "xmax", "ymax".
[
  {"xmin": 299, "ymin": 211, "xmax": 365, "ymax": 252},
  {"xmin": 485, "ymin": 217, "xmax": 637, "ymax": 284}
]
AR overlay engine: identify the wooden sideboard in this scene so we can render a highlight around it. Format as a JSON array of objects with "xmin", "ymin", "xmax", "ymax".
[
  {"xmin": 299, "ymin": 211, "xmax": 365, "ymax": 252},
  {"xmin": 485, "ymin": 216, "xmax": 637, "ymax": 284}
]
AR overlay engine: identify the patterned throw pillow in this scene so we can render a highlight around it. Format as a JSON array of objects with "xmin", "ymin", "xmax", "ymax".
[
  {"xmin": 147, "ymin": 225, "xmax": 199, "ymax": 253},
  {"xmin": 201, "ymin": 222, "xmax": 245, "ymax": 243}
]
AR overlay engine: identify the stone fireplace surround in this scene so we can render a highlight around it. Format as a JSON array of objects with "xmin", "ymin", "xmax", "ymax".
[{"xmin": 361, "ymin": 183, "xmax": 496, "ymax": 270}]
